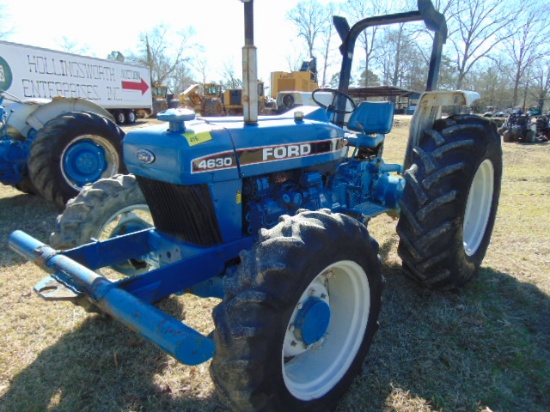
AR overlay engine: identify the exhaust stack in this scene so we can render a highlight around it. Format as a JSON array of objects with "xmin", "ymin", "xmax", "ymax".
[{"xmin": 242, "ymin": 0, "xmax": 258, "ymax": 124}]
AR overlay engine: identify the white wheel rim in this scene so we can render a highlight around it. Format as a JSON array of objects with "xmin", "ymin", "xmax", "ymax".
[
  {"xmin": 463, "ymin": 159, "xmax": 494, "ymax": 256},
  {"xmin": 97, "ymin": 204, "xmax": 159, "ymax": 275},
  {"xmin": 96, "ymin": 204, "xmax": 152, "ymax": 240},
  {"xmin": 282, "ymin": 260, "xmax": 371, "ymax": 400}
]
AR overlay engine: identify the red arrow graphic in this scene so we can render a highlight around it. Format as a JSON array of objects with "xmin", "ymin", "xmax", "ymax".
[{"xmin": 121, "ymin": 78, "xmax": 149, "ymax": 95}]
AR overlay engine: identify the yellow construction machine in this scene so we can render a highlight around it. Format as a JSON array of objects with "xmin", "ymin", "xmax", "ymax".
[
  {"xmin": 222, "ymin": 81, "xmax": 275, "ymax": 115},
  {"xmin": 270, "ymin": 58, "xmax": 320, "ymax": 113},
  {"xmin": 179, "ymin": 83, "xmax": 225, "ymax": 116}
]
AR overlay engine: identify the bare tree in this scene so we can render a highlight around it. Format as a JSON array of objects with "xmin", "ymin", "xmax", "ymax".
[
  {"xmin": 470, "ymin": 60, "xmax": 511, "ymax": 110},
  {"xmin": 284, "ymin": 47, "xmax": 307, "ymax": 72},
  {"xmin": 107, "ymin": 51, "xmax": 125, "ymax": 62},
  {"xmin": 378, "ymin": 23, "xmax": 418, "ymax": 88},
  {"xmin": 221, "ymin": 61, "xmax": 242, "ymax": 89},
  {"xmin": 286, "ymin": 0, "xmax": 338, "ymax": 84},
  {"xmin": 343, "ymin": 1, "xmax": 390, "ymax": 87},
  {"xmin": 531, "ymin": 61, "xmax": 550, "ymax": 113},
  {"xmin": 447, "ymin": 0, "xmax": 516, "ymax": 89},
  {"xmin": 57, "ymin": 36, "xmax": 90, "ymax": 55},
  {"xmin": 129, "ymin": 24, "xmax": 196, "ymax": 91},
  {"xmin": 316, "ymin": 3, "xmax": 338, "ymax": 87},
  {"xmin": 499, "ymin": 3, "xmax": 550, "ymax": 108},
  {"xmin": 286, "ymin": 0, "xmax": 330, "ymax": 59},
  {"xmin": 0, "ymin": 3, "xmax": 13, "ymax": 39},
  {"xmin": 193, "ymin": 57, "xmax": 209, "ymax": 86}
]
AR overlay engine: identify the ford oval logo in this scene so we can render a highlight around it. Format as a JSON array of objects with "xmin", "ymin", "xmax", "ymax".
[{"xmin": 136, "ymin": 149, "xmax": 156, "ymax": 164}]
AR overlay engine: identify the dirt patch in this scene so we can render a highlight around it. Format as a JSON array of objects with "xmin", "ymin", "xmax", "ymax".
[{"xmin": 393, "ymin": 114, "xmax": 412, "ymax": 129}]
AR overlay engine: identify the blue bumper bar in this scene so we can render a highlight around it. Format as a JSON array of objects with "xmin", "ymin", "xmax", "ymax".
[{"xmin": 9, "ymin": 230, "xmax": 215, "ymax": 366}]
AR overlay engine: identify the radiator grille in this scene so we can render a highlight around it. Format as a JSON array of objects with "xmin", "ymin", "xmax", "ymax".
[{"xmin": 136, "ymin": 176, "xmax": 222, "ymax": 246}]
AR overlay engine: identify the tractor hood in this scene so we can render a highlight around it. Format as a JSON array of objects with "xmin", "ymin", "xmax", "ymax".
[{"xmin": 123, "ymin": 106, "xmax": 347, "ymax": 186}]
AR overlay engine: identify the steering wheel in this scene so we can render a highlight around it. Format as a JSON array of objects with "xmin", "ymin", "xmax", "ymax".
[{"xmin": 312, "ymin": 88, "xmax": 356, "ymax": 114}]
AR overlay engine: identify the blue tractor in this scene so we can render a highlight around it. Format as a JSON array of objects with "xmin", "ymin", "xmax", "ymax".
[{"xmin": 9, "ymin": 1, "xmax": 502, "ymax": 410}]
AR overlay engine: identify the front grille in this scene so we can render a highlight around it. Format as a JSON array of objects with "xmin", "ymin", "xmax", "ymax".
[{"xmin": 136, "ymin": 176, "xmax": 222, "ymax": 246}]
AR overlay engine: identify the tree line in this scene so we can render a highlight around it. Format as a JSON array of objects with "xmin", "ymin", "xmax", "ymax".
[{"xmin": 289, "ymin": 0, "xmax": 550, "ymax": 113}]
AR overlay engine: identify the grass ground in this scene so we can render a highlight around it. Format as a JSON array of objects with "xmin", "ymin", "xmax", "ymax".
[{"xmin": 0, "ymin": 116, "xmax": 548, "ymax": 412}]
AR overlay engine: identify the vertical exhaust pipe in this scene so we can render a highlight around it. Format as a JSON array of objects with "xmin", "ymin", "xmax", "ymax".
[{"xmin": 242, "ymin": 0, "xmax": 258, "ymax": 124}]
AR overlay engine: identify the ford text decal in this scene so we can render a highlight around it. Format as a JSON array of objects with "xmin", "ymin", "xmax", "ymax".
[{"xmin": 191, "ymin": 139, "xmax": 343, "ymax": 173}]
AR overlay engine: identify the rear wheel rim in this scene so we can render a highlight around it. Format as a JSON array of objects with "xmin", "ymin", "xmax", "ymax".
[
  {"xmin": 61, "ymin": 135, "xmax": 120, "ymax": 190},
  {"xmin": 282, "ymin": 260, "xmax": 370, "ymax": 400},
  {"xmin": 463, "ymin": 159, "xmax": 494, "ymax": 256}
]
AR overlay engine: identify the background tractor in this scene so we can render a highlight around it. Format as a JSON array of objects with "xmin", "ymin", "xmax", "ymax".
[
  {"xmin": 223, "ymin": 81, "xmax": 275, "ymax": 115},
  {"xmin": 271, "ymin": 57, "xmax": 320, "ymax": 113},
  {"xmin": 0, "ymin": 89, "xmax": 126, "ymax": 209},
  {"xmin": 179, "ymin": 82, "xmax": 225, "ymax": 116},
  {"xmin": 535, "ymin": 112, "xmax": 550, "ymax": 141},
  {"xmin": 498, "ymin": 109, "xmax": 536, "ymax": 143},
  {"xmin": 10, "ymin": 1, "xmax": 502, "ymax": 410}
]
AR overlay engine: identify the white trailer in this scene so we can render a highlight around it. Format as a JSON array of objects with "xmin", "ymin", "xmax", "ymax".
[
  {"xmin": 0, "ymin": 41, "xmax": 141, "ymax": 208},
  {"xmin": 0, "ymin": 40, "xmax": 153, "ymax": 124}
]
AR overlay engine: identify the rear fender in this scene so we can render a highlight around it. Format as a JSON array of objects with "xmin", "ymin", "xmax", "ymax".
[
  {"xmin": 25, "ymin": 98, "xmax": 115, "ymax": 131},
  {"xmin": 4, "ymin": 101, "xmax": 42, "ymax": 138},
  {"xmin": 405, "ymin": 90, "xmax": 480, "ymax": 169}
]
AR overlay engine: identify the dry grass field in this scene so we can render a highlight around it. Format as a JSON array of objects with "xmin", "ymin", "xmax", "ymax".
[{"xmin": 0, "ymin": 116, "xmax": 548, "ymax": 412}]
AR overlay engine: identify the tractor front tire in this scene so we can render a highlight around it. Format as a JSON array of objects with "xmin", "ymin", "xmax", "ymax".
[
  {"xmin": 28, "ymin": 112, "xmax": 127, "ymax": 209},
  {"xmin": 397, "ymin": 115, "xmax": 502, "ymax": 290},
  {"xmin": 211, "ymin": 209, "xmax": 383, "ymax": 411},
  {"xmin": 50, "ymin": 174, "xmax": 155, "ymax": 276}
]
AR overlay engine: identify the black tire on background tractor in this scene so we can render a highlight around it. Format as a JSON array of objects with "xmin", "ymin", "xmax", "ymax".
[
  {"xmin": 211, "ymin": 209, "xmax": 383, "ymax": 411},
  {"xmin": 502, "ymin": 129, "xmax": 513, "ymax": 142},
  {"xmin": 396, "ymin": 115, "xmax": 502, "ymax": 290},
  {"xmin": 153, "ymin": 99, "xmax": 168, "ymax": 116},
  {"xmin": 14, "ymin": 175, "xmax": 37, "ymax": 195},
  {"xmin": 50, "ymin": 174, "xmax": 155, "ymax": 276},
  {"xmin": 203, "ymin": 98, "xmax": 224, "ymax": 116},
  {"xmin": 28, "ymin": 112, "xmax": 127, "ymax": 209}
]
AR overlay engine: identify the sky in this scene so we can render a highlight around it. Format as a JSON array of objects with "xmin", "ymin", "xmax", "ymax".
[{"xmin": 1, "ymin": 0, "xmax": 340, "ymax": 88}]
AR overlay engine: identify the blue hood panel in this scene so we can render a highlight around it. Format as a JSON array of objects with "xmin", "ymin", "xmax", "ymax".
[{"xmin": 123, "ymin": 107, "xmax": 346, "ymax": 185}]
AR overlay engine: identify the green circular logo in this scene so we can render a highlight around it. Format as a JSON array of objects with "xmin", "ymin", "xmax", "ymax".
[{"xmin": 0, "ymin": 56, "xmax": 13, "ymax": 91}]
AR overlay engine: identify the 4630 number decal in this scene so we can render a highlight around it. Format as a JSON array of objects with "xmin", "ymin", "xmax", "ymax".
[{"xmin": 192, "ymin": 152, "xmax": 236, "ymax": 173}]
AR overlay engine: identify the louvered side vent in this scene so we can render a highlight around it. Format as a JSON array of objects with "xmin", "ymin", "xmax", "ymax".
[{"xmin": 136, "ymin": 176, "xmax": 222, "ymax": 246}]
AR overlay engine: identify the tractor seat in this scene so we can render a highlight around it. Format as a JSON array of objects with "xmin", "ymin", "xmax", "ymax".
[{"xmin": 346, "ymin": 101, "xmax": 395, "ymax": 148}]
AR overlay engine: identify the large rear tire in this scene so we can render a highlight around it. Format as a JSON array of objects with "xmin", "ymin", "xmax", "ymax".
[
  {"xmin": 28, "ymin": 112, "xmax": 127, "ymax": 209},
  {"xmin": 14, "ymin": 175, "xmax": 37, "ymax": 195},
  {"xmin": 203, "ymin": 98, "xmax": 224, "ymax": 116},
  {"xmin": 397, "ymin": 115, "xmax": 502, "ymax": 289},
  {"xmin": 211, "ymin": 209, "xmax": 383, "ymax": 411},
  {"xmin": 50, "ymin": 174, "xmax": 155, "ymax": 276}
]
